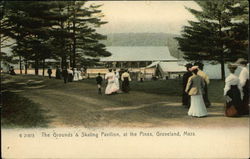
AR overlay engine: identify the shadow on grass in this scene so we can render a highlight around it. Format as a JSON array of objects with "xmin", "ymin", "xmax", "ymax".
[
  {"xmin": 1, "ymin": 91, "xmax": 54, "ymax": 128},
  {"xmin": 1, "ymin": 76, "xmax": 46, "ymax": 92}
]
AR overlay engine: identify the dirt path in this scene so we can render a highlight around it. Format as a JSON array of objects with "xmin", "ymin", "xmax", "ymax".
[{"xmin": 3, "ymin": 74, "xmax": 249, "ymax": 128}]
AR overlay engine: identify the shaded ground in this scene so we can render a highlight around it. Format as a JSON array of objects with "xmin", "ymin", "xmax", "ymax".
[{"xmin": 1, "ymin": 74, "xmax": 249, "ymax": 128}]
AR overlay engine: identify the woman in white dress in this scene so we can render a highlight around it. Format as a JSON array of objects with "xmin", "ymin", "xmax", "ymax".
[
  {"xmin": 73, "ymin": 68, "xmax": 79, "ymax": 81},
  {"xmin": 185, "ymin": 66, "xmax": 207, "ymax": 117},
  {"xmin": 105, "ymin": 69, "xmax": 119, "ymax": 95},
  {"xmin": 113, "ymin": 69, "xmax": 120, "ymax": 91},
  {"xmin": 77, "ymin": 69, "xmax": 83, "ymax": 80}
]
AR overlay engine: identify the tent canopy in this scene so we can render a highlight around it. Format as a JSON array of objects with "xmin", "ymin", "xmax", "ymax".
[{"xmin": 146, "ymin": 61, "xmax": 186, "ymax": 73}]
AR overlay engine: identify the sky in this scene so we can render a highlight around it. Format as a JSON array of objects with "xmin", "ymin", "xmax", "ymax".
[{"xmin": 89, "ymin": 1, "xmax": 201, "ymax": 35}]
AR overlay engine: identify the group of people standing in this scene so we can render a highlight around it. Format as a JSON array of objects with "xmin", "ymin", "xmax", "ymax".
[
  {"xmin": 95, "ymin": 68, "xmax": 132, "ymax": 95},
  {"xmin": 224, "ymin": 58, "xmax": 249, "ymax": 117},
  {"xmin": 182, "ymin": 59, "xmax": 249, "ymax": 118},
  {"xmin": 52, "ymin": 66, "xmax": 85, "ymax": 84}
]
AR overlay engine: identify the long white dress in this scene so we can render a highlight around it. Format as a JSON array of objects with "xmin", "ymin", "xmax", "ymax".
[
  {"xmin": 114, "ymin": 72, "xmax": 120, "ymax": 90},
  {"xmin": 73, "ymin": 68, "xmax": 79, "ymax": 81},
  {"xmin": 105, "ymin": 72, "xmax": 119, "ymax": 94},
  {"xmin": 186, "ymin": 75, "xmax": 207, "ymax": 117},
  {"xmin": 78, "ymin": 71, "xmax": 83, "ymax": 80},
  {"xmin": 188, "ymin": 93, "xmax": 208, "ymax": 117}
]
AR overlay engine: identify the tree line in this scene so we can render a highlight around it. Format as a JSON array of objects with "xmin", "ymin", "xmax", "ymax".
[
  {"xmin": 0, "ymin": 1, "xmax": 111, "ymax": 75},
  {"xmin": 176, "ymin": 0, "xmax": 249, "ymax": 80}
]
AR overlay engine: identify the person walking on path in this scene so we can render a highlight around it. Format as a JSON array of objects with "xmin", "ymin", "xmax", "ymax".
[
  {"xmin": 47, "ymin": 67, "xmax": 52, "ymax": 79},
  {"xmin": 138, "ymin": 71, "xmax": 145, "ymax": 82},
  {"xmin": 62, "ymin": 67, "xmax": 68, "ymax": 84},
  {"xmin": 55, "ymin": 66, "xmax": 62, "ymax": 79},
  {"xmin": 182, "ymin": 63, "xmax": 193, "ymax": 108},
  {"xmin": 236, "ymin": 58, "xmax": 249, "ymax": 115},
  {"xmin": 105, "ymin": 69, "xmax": 119, "ymax": 95},
  {"xmin": 96, "ymin": 73, "xmax": 103, "ymax": 95},
  {"xmin": 194, "ymin": 62, "xmax": 211, "ymax": 107},
  {"xmin": 121, "ymin": 69, "xmax": 132, "ymax": 93},
  {"xmin": 185, "ymin": 66, "xmax": 207, "ymax": 117},
  {"xmin": 68, "ymin": 68, "xmax": 73, "ymax": 82},
  {"xmin": 224, "ymin": 64, "xmax": 243, "ymax": 117},
  {"xmin": 73, "ymin": 68, "xmax": 79, "ymax": 81},
  {"xmin": 9, "ymin": 66, "xmax": 16, "ymax": 75},
  {"xmin": 113, "ymin": 69, "xmax": 120, "ymax": 92}
]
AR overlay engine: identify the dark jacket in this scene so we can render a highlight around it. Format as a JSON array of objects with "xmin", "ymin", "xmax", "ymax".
[{"xmin": 96, "ymin": 76, "xmax": 103, "ymax": 84}]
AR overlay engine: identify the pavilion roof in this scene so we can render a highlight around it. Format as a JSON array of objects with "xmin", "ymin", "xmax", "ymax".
[{"xmin": 100, "ymin": 46, "xmax": 178, "ymax": 62}]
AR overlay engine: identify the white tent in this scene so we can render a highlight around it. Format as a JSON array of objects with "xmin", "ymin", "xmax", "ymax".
[
  {"xmin": 146, "ymin": 61, "xmax": 186, "ymax": 72},
  {"xmin": 146, "ymin": 61, "xmax": 186, "ymax": 79},
  {"xmin": 158, "ymin": 62, "xmax": 186, "ymax": 73}
]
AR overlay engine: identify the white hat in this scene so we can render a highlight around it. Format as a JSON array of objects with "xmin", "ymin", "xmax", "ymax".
[
  {"xmin": 235, "ymin": 58, "xmax": 248, "ymax": 65},
  {"xmin": 189, "ymin": 66, "xmax": 199, "ymax": 71}
]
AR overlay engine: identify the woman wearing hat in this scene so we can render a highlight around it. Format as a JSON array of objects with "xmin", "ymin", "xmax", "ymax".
[
  {"xmin": 185, "ymin": 66, "xmax": 207, "ymax": 117},
  {"xmin": 121, "ymin": 69, "xmax": 132, "ymax": 93},
  {"xmin": 194, "ymin": 61, "xmax": 211, "ymax": 108},
  {"xmin": 224, "ymin": 64, "xmax": 243, "ymax": 117},
  {"xmin": 236, "ymin": 58, "xmax": 249, "ymax": 115}
]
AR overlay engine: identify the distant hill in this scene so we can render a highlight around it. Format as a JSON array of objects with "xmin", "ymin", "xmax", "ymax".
[{"xmin": 101, "ymin": 33, "xmax": 183, "ymax": 58}]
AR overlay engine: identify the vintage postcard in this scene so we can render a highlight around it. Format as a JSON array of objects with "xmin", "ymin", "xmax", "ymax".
[{"xmin": 1, "ymin": 0, "xmax": 249, "ymax": 158}]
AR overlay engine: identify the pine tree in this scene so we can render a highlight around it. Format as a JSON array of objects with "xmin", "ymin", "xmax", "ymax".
[
  {"xmin": 2, "ymin": 1, "xmax": 110, "ymax": 73},
  {"xmin": 49, "ymin": 1, "xmax": 72, "ymax": 69},
  {"xmin": 67, "ymin": 1, "xmax": 111, "ymax": 68},
  {"xmin": 0, "ymin": 1, "xmax": 19, "ymax": 68},
  {"xmin": 4, "ymin": 1, "xmax": 64, "ymax": 75},
  {"xmin": 176, "ymin": 0, "xmax": 248, "ymax": 80}
]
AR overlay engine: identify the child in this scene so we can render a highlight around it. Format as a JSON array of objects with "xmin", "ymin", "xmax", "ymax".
[{"xmin": 96, "ymin": 73, "xmax": 103, "ymax": 94}]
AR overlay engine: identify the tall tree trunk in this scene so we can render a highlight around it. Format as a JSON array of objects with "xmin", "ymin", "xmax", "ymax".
[
  {"xmin": 19, "ymin": 56, "xmax": 22, "ymax": 74},
  {"xmin": 42, "ymin": 59, "xmax": 45, "ymax": 76},
  {"xmin": 218, "ymin": 16, "xmax": 225, "ymax": 81},
  {"xmin": 72, "ymin": 11, "xmax": 76, "ymax": 68},
  {"xmin": 25, "ymin": 59, "xmax": 28, "ymax": 74},
  {"xmin": 61, "ymin": 57, "xmax": 67, "ymax": 69},
  {"xmin": 220, "ymin": 57, "xmax": 225, "ymax": 81},
  {"xmin": 69, "ymin": 54, "xmax": 72, "ymax": 68},
  {"xmin": 35, "ymin": 60, "xmax": 39, "ymax": 75}
]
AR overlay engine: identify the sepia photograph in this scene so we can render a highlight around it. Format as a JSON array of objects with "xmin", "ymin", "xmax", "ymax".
[{"xmin": 1, "ymin": 0, "xmax": 249, "ymax": 158}]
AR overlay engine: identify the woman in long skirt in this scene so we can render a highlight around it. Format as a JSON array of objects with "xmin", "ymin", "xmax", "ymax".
[
  {"xmin": 121, "ymin": 69, "xmax": 132, "ymax": 93},
  {"xmin": 105, "ymin": 69, "xmax": 119, "ymax": 95},
  {"xmin": 185, "ymin": 66, "xmax": 207, "ymax": 117},
  {"xmin": 113, "ymin": 69, "xmax": 120, "ymax": 91},
  {"xmin": 224, "ymin": 64, "xmax": 243, "ymax": 117}
]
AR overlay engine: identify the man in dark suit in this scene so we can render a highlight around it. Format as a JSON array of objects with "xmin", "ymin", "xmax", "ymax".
[
  {"xmin": 62, "ymin": 67, "xmax": 68, "ymax": 84},
  {"xmin": 182, "ymin": 63, "xmax": 193, "ymax": 108},
  {"xmin": 47, "ymin": 67, "xmax": 52, "ymax": 79}
]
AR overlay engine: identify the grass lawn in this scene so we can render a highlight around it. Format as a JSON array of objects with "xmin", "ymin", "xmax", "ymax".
[
  {"xmin": 80, "ymin": 77, "xmax": 225, "ymax": 103},
  {"xmin": 2, "ymin": 74, "xmax": 247, "ymax": 128}
]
